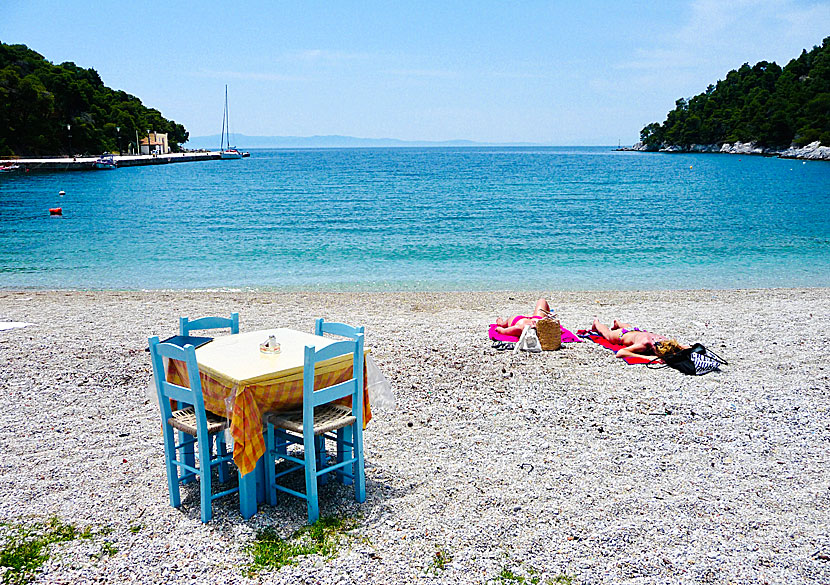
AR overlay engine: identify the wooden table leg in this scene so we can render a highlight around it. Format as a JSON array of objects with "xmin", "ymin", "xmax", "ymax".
[
  {"xmin": 239, "ymin": 467, "xmax": 257, "ymax": 519},
  {"xmin": 256, "ymin": 456, "xmax": 265, "ymax": 504}
]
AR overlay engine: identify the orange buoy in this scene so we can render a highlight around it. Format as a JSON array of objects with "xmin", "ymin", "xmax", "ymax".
[{"xmin": 49, "ymin": 207, "xmax": 62, "ymax": 215}]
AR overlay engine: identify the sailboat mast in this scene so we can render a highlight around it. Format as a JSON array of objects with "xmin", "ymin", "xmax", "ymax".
[
  {"xmin": 220, "ymin": 85, "xmax": 228, "ymax": 151},
  {"xmin": 225, "ymin": 85, "xmax": 230, "ymax": 150}
]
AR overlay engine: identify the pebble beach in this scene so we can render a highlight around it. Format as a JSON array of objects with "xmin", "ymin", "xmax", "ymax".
[{"xmin": 0, "ymin": 288, "xmax": 828, "ymax": 584}]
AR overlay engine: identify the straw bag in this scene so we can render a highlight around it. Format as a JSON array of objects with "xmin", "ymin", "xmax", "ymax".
[{"xmin": 536, "ymin": 316, "xmax": 561, "ymax": 351}]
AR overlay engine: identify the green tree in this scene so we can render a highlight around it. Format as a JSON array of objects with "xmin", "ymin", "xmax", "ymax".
[
  {"xmin": 639, "ymin": 36, "xmax": 830, "ymax": 150},
  {"xmin": 0, "ymin": 42, "xmax": 189, "ymax": 156}
]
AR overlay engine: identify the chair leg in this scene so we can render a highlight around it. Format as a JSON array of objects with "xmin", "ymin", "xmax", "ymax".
[
  {"xmin": 352, "ymin": 422, "xmax": 366, "ymax": 504},
  {"xmin": 180, "ymin": 429, "xmax": 196, "ymax": 484},
  {"xmin": 198, "ymin": 434, "xmax": 213, "ymax": 523},
  {"xmin": 316, "ymin": 435, "xmax": 328, "ymax": 485},
  {"xmin": 277, "ymin": 429, "xmax": 289, "ymax": 459},
  {"xmin": 162, "ymin": 425, "xmax": 181, "ymax": 508},
  {"xmin": 336, "ymin": 427, "xmax": 353, "ymax": 485},
  {"xmin": 215, "ymin": 432, "xmax": 229, "ymax": 484},
  {"xmin": 264, "ymin": 422, "xmax": 277, "ymax": 506},
  {"xmin": 256, "ymin": 449, "xmax": 266, "ymax": 504},
  {"xmin": 304, "ymin": 429, "xmax": 319, "ymax": 524}
]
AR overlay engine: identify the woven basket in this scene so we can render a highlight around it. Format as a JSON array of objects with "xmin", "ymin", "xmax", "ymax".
[{"xmin": 536, "ymin": 317, "xmax": 561, "ymax": 351}]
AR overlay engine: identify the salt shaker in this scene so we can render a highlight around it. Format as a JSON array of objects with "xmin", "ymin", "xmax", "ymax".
[{"xmin": 260, "ymin": 334, "xmax": 281, "ymax": 354}]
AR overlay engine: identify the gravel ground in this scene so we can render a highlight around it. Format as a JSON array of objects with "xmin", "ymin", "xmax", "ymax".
[{"xmin": 0, "ymin": 288, "xmax": 828, "ymax": 584}]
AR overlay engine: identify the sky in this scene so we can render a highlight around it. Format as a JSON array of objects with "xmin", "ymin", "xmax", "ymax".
[{"xmin": 2, "ymin": 1, "xmax": 829, "ymax": 145}]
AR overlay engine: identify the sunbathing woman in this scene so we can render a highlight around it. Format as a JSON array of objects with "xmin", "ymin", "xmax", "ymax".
[
  {"xmin": 591, "ymin": 319, "xmax": 685, "ymax": 359},
  {"xmin": 494, "ymin": 298, "xmax": 553, "ymax": 338}
]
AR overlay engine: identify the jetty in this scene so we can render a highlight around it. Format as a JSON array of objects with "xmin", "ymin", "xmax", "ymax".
[{"xmin": 0, "ymin": 151, "xmax": 238, "ymax": 172}]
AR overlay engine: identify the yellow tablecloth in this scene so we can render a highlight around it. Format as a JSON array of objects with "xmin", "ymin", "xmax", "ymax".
[{"xmin": 167, "ymin": 328, "xmax": 371, "ymax": 475}]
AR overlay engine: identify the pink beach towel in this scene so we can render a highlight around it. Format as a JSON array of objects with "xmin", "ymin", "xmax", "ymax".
[{"xmin": 489, "ymin": 316, "xmax": 582, "ymax": 344}]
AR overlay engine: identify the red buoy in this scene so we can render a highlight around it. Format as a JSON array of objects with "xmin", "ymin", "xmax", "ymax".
[{"xmin": 49, "ymin": 207, "xmax": 62, "ymax": 215}]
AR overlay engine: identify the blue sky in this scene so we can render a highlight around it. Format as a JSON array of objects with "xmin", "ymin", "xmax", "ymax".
[{"xmin": 3, "ymin": 1, "xmax": 829, "ymax": 144}]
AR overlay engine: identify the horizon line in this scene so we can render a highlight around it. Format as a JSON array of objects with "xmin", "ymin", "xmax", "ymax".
[{"xmin": 184, "ymin": 133, "xmax": 623, "ymax": 148}]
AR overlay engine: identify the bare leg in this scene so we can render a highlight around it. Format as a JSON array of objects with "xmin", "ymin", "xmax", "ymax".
[
  {"xmin": 496, "ymin": 299, "xmax": 549, "ymax": 332},
  {"xmin": 495, "ymin": 324, "xmax": 525, "ymax": 337},
  {"xmin": 592, "ymin": 319, "xmax": 622, "ymax": 343},
  {"xmin": 613, "ymin": 319, "xmax": 633, "ymax": 330},
  {"xmin": 496, "ymin": 317, "xmax": 536, "ymax": 338},
  {"xmin": 532, "ymin": 298, "xmax": 551, "ymax": 317}
]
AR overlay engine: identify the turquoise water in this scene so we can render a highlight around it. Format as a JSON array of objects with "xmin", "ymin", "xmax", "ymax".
[{"xmin": 1, "ymin": 147, "xmax": 828, "ymax": 290}]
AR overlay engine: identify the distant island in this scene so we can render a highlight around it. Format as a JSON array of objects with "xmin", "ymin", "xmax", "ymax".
[
  {"xmin": 0, "ymin": 42, "xmax": 188, "ymax": 156},
  {"xmin": 184, "ymin": 134, "xmax": 541, "ymax": 149},
  {"xmin": 634, "ymin": 36, "xmax": 830, "ymax": 160}
]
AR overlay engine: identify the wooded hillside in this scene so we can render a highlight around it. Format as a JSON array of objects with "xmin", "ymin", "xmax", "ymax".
[
  {"xmin": 640, "ymin": 37, "xmax": 830, "ymax": 150},
  {"xmin": 0, "ymin": 42, "xmax": 188, "ymax": 156}
]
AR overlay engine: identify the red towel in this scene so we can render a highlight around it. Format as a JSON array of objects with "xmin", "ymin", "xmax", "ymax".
[{"xmin": 576, "ymin": 330, "xmax": 657, "ymax": 365}]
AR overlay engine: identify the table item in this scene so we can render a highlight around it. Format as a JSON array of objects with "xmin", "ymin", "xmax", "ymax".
[{"xmin": 259, "ymin": 334, "xmax": 281, "ymax": 354}]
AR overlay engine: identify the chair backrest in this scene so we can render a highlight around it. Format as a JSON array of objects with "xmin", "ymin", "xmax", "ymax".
[
  {"xmin": 314, "ymin": 318, "xmax": 364, "ymax": 340},
  {"xmin": 148, "ymin": 336, "xmax": 211, "ymax": 433},
  {"xmin": 302, "ymin": 334, "xmax": 365, "ymax": 429},
  {"xmin": 180, "ymin": 312, "xmax": 239, "ymax": 336}
]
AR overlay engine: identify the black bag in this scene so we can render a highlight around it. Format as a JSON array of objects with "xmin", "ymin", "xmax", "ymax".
[{"xmin": 647, "ymin": 343, "xmax": 727, "ymax": 376}]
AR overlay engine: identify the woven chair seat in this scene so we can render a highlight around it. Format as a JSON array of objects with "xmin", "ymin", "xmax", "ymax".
[
  {"xmin": 263, "ymin": 404, "xmax": 356, "ymax": 436},
  {"xmin": 168, "ymin": 406, "xmax": 228, "ymax": 437}
]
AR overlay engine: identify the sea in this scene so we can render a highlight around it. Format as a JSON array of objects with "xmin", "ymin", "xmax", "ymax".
[{"xmin": 1, "ymin": 147, "xmax": 828, "ymax": 291}]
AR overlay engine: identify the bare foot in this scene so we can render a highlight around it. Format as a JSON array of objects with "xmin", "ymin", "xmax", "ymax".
[{"xmin": 613, "ymin": 319, "xmax": 622, "ymax": 329}]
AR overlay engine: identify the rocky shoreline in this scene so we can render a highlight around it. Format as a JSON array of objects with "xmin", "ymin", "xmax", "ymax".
[{"xmin": 621, "ymin": 140, "xmax": 830, "ymax": 161}]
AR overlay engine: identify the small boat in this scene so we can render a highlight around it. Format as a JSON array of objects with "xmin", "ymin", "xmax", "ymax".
[
  {"xmin": 219, "ymin": 85, "xmax": 243, "ymax": 160},
  {"xmin": 220, "ymin": 148, "xmax": 243, "ymax": 160},
  {"xmin": 0, "ymin": 164, "xmax": 21, "ymax": 172},
  {"xmin": 93, "ymin": 154, "xmax": 117, "ymax": 170}
]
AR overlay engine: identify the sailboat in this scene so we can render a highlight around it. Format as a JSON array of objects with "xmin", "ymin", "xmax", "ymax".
[{"xmin": 219, "ymin": 85, "xmax": 243, "ymax": 160}]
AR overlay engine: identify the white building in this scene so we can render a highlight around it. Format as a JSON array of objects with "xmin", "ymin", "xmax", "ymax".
[{"xmin": 140, "ymin": 132, "xmax": 169, "ymax": 155}]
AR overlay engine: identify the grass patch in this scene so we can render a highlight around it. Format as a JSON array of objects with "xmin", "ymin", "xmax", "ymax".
[
  {"xmin": 497, "ymin": 567, "xmax": 529, "ymax": 583},
  {"xmin": 245, "ymin": 515, "xmax": 359, "ymax": 574},
  {"xmin": 98, "ymin": 542, "xmax": 118, "ymax": 558},
  {"xmin": 0, "ymin": 517, "xmax": 85, "ymax": 585},
  {"xmin": 495, "ymin": 565, "xmax": 576, "ymax": 585},
  {"xmin": 428, "ymin": 546, "xmax": 452, "ymax": 573}
]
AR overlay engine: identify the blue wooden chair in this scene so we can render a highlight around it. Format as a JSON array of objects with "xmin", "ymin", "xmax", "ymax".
[
  {"xmin": 314, "ymin": 318, "xmax": 364, "ymax": 340},
  {"xmin": 180, "ymin": 312, "xmax": 239, "ymax": 336},
  {"xmin": 148, "ymin": 336, "xmax": 240, "ymax": 523},
  {"xmin": 177, "ymin": 312, "xmax": 239, "ymax": 482},
  {"xmin": 262, "ymin": 333, "xmax": 366, "ymax": 524},
  {"xmin": 313, "ymin": 319, "xmax": 365, "ymax": 484}
]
